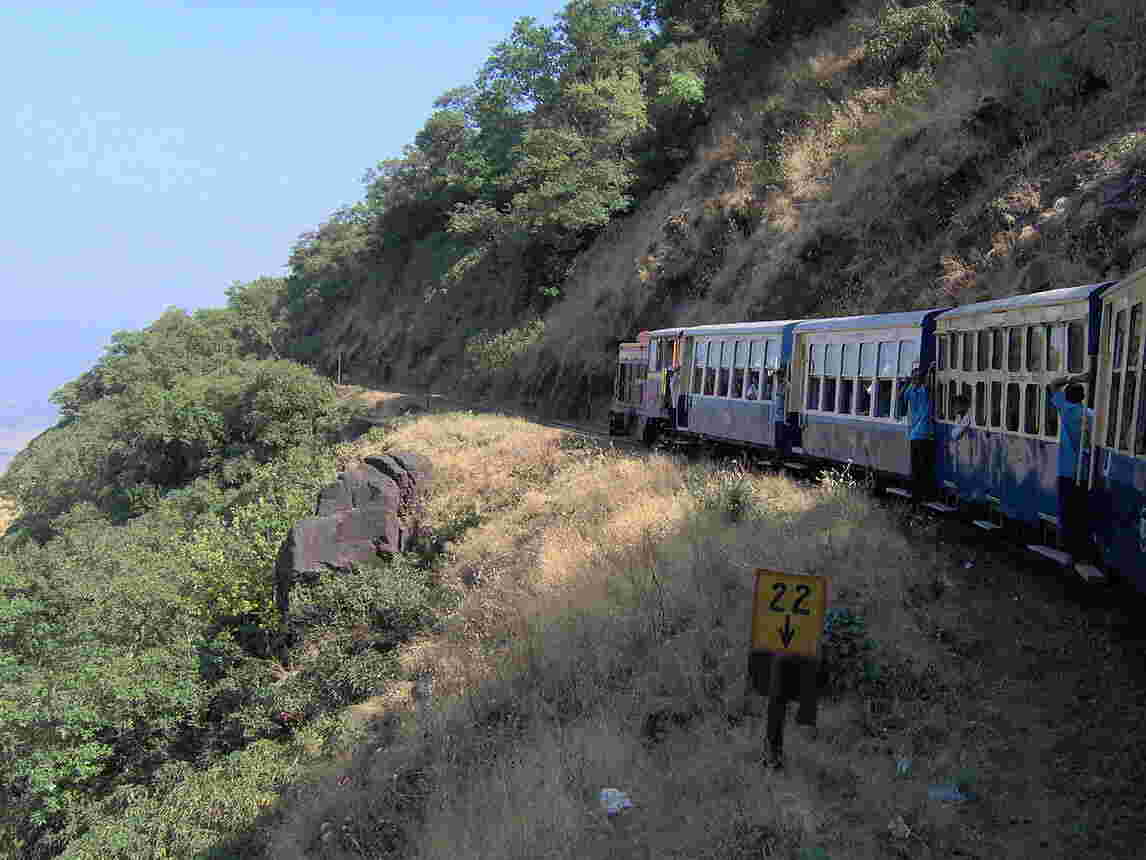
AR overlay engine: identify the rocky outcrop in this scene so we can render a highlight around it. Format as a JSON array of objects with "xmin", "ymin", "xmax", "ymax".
[{"xmin": 275, "ymin": 450, "xmax": 433, "ymax": 624}]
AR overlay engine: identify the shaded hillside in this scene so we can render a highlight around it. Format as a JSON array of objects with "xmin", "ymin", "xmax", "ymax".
[{"xmin": 283, "ymin": 0, "xmax": 1146, "ymax": 415}]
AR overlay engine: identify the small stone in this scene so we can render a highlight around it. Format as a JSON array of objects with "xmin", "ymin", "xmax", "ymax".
[{"xmin": 889, "ymin": 815, "xmax": 912, "ymax": 839}]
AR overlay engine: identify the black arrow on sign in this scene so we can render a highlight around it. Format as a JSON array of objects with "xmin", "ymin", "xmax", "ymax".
[{"xmin": 778, "ymin": 614, "xmax": 796, "ymax": 648}]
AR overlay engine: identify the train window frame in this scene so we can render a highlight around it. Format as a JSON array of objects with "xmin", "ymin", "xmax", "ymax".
[
  {"xmin": 1098, "ymin": 297, "xmax": 1146, "ymax": 457},
  {"xmin": 717, "ymin": 340, "xmax": 732, "ymax": 397},
  {"xmin": 731, "ymin": 340, "xmax": 747, "ymax": 399},
  {"xmin": 1067, "ymin": 320, "xmax": 1086, "ymax": 373},
  {"xmin": 936, "ymin": 314, "xmax": 1091, "ymax": 442},
  {"xmin": 701, "ymin": 341, "xmax": 710, "ymax": 399},
  {"xmin": 745, "ymin": 340, "xmax": 761, "ymax": 400},
  {"xmin": 1008, "ymin": 327, "xmax": 1023, "ymax": 372},
  {"xmin": 693, "ymin": 339, "xmax": 707, "ymax": 395},
  {"xmin": 799, "ymin": 335, "xmax": 917, "ymax": 423}
]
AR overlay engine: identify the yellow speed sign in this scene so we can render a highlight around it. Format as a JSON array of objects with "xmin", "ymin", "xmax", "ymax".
[{"xmin": 751, "ymin": 569, "xmax": 828, "ymax": 657}]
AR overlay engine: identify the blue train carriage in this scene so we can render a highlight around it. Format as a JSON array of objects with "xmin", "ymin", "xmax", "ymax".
[
  {"xmin": 932, "ymin": 282, "xmax": 1111, "ymax": 541},
  {"xmin": 666, "ymin": 320, "xmax": 802, "ymax": 452},
  {"xmin": 609, "ymin": 340, "xmax": 648, "ymax": 436},
  {"xmin": 790, "ymin": 310, "xmax": 946, "ymax": 480},
  {"xmin": 1089, "ymin": 266, "xmax": 1146, "ymax": 588}
]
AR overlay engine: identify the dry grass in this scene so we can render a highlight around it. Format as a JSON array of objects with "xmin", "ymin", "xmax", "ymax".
[
  {"xmin": 264, "ymin": 412, "xmax": 993, "ymax": 860},
  {"xmin": 0, "ymin": 497, "xmax": 19, "ymax": 536}
]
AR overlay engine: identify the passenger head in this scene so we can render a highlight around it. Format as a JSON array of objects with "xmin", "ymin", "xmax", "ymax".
[{"xmin": 1065, "ymin": 383, "xmax": 1085, "ymax": 404}]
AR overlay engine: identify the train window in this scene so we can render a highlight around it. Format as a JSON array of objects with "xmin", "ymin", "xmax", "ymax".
[
  {"xmin": 859, "ymin": 342, "xmax": 877, "ymax": 377},
  {"xmin": 1130, "ymin": 304, "xmax": 1143, "ymax": 368},
  {"xmin": 731, "ymin": 341, "xmax": 746, "ymax": 398},
  {"xmin": 1005, "ymin": 382, "xmax": 1021, "ymax": 431},
  {"xmin": 946, "ymin": 381, "xmax": 956, "ymax": 421},
  {"xmin": 856, "ymin": 377, "xmax": 872, "ymax": 415},
  {"xmin": 704, "ymin": 344, "xmax": 717, "ymax": 395},
  {"xmin": 807, "ymin": 344, "xmax": 822, "ymax": 409},
  {"xmin": 839, "ymin": 379, "xmax": 854, "ymax": 414},
  {"xmin": 950, "ymin": 332, "xmax": 961, "ymax": 371},
  {"xmin": 807, "ymin": 377, "xmax": 821, "ymax": 410},
  {"xmin": 648, "ymin": 340, "xmax": 658, "ymax": 372},
  {"xmin": 693, "ymin": 341, "xmax": 707, "ymax": 394},
  {"xmin": 1114, "ymin": 308, "xmax": 1127, "ymax": 369},
  {"xmin": 718, "ymin": 340, "xmax": 732, "ymax": 397},
  {"xmin": 1044, "ymin": 384, "xmax": 1059, "ymax": 439},
  {"xmin": 878, "ymin": 342, "xmax": 897, "ymax": 377},
  {"xmin": 825, "ymin": 343, "xmax": 841, "ymax": 376},
  {"xmin": 875, "ymin": 380, "xmax": 893, "ymax": 417},
  {"xmin": 1136, "ymin": 380, "xmax": 1146, "ymax": 454},
  {"xmin": 977, "ymin": 330, "xmax": 990, "ymax": 372},
  {"xmin": 937, "ymin": 335, "xmax": 948, "ymax": 371},
  {"xmin": 1008, "ymin": 328, "xmax": 1023, "ymax": 372},
  {"xmin": 823, "ymin": 378, "xmax": 837, "ymax": 412},
  {"xmin": 1027, "ymin": 326, "xmax": 1044, "ymax": 372},
  {"xmin": 961, "ymin": 331, "xmax": 974, "ymax": 372},
  {"xmin": 1047, "ymin": 325, "xmax": 1064, "ymax": 372},
  {"xmin": 991, "ymin": 381, "xmax": 1003, "ymax": 427},
  {"xmin": 992, "ymin": 328, "xmax": 1003, "ymax": 370},
  {"xmin": 822, "ymin": 344, "xmax": 840, "ymax": 412},
  {"xmin": 1024, "ymin": 384, "xmax": 1040, "ymax": 434},
  {"xmin": 767, "ymin": 338, "xmax": 781, "ymax": 370},
  {"xmin": 842, "ymin": 343, "xmax": 858, "ymax": 376},
  {"xmin": 1107, "ymin": 373, "xmax": 1121, "ymax": 448},
  {"xmin": 1067, "ymin": 321, "xmax": 1085, "ymax": 373},
  {"xmin": 898, "ymin": 339, "xmax": 918, "ymax": 377},
  {"xmin": 746, "ymin": 342, "xmax": 760, "ymax": 399},
  {"xmin": 975, "ymin": 381, "xmax": 987, "ymax": 426},
  {"xmin": 1120, "ymin": 373, "xmax": 1136, "ymax": 451}
]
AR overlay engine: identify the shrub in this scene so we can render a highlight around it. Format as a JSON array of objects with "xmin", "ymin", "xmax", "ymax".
[
  {"xmin": 860, "ymin": 1, "xmax": 956, "ymax": 82},
  {"xmin": 464, "ymin": 320, "xmax": 545, "ymax": 372}
]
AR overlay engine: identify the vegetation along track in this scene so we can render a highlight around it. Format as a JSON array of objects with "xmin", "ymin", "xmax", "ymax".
[{"xmin": 345, "ymin": 384, "xmax": 1130, "ymax": 598}]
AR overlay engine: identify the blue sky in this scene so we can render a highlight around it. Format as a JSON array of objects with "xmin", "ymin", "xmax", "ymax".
[{"xmin": 0, "ymin": 0, "xmax": 567, "ymax": 463}]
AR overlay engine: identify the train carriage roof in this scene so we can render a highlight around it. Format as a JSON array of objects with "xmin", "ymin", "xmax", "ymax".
[
  {"xmin": 793, "ymin": 309, "xmax": 947, "ymax": 333},
  {"xmin": 1091, "ymin": 268, "xmax": 1146, "ymax": 301},
  {"xmin": 936, "ymin": 283, "xmax": 1113, "ymax": 322},
  {"xmin": 647, "ymin": 320, "xmax": 804, "ymax": 338}
]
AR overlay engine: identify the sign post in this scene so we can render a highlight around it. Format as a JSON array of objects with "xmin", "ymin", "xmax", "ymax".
[{"xmin": 747, "ymin": 569, "xmax": 828, "ymax": 766}]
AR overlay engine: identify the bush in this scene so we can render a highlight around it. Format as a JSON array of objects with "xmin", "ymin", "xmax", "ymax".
[{"xmin": 860, "ymin": 1, "xmax": 956, "ymax": 82}]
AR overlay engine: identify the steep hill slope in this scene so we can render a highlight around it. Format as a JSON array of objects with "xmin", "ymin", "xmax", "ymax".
[{"xmin": 291, "ymin": 0, "xmax": 1146, "ymax": 416}]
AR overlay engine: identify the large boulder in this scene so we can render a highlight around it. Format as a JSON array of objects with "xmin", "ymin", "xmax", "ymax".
[
  {"xmin": 316, "ymin": 463, "xmax": 400, "ymax": 515},
  {"xmin": 364, "ymin": 449, "xmax": 433, "ymax": 512},
  {"xmin": 275, "ymin": 452, "xmax": 433, "ymax": 627}
]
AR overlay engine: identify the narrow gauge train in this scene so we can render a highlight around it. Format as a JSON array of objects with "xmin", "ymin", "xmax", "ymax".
[{"xmin": 609, "ymin": 267, "xmax": 1146, "ymax": 592}]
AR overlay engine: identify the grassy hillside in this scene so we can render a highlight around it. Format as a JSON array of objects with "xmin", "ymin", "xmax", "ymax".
[
  {"xmin": 43, "ymin": 407, "xmax": 1139, "ymax": 860},
  {"xmin": 290, "ymin": 0, "xmax": 1146, "ymax": 416}
]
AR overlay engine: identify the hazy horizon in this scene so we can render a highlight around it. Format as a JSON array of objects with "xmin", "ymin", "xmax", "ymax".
[{"xmin": 1, "ymin": 0, "xmax": 567, "ymax": 472}]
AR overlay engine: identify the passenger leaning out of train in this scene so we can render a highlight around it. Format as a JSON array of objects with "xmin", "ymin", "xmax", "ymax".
[
  {"xmin": 1049, "ymin": 373, "xmax": 1095, "ymax": 564},
  {"xmin": 897, "ymin": 362, "xmax": 936, "ymax": 501}
]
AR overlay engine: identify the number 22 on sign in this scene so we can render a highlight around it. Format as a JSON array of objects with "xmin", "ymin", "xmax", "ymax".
[{"xmin": 750, "ymin": 569, "xmax": 828, "ymax": 658}]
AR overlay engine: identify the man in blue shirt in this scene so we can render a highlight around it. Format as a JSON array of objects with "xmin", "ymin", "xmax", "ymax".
[
  {"xmin": 897, "ymin": 361, "xmax": 935, "ymax": 500},
  {"xmin": 1048, "ymin": 372, "xmax": 1094, "ymax": 563}
]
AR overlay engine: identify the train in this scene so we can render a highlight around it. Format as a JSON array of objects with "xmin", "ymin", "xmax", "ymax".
[{"xmin": 609, "ymin": 267, "xmax": 1146, "ymax": 592}]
